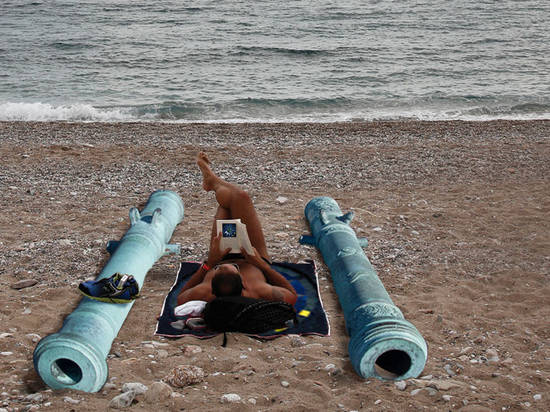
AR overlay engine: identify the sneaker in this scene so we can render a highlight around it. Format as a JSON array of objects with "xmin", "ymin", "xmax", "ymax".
[{"xmin": 78, "ymin": 273, "xmax": 140, "ymax": 303}]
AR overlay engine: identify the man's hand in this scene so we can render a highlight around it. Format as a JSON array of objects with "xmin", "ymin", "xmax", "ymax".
[
  {"xmin": 207, "ymin": 232, "xmax": 231, "ymax": 266},
  {"xmin": 240, "ymin": 246, "xmax": 269, "ymax": 270}
]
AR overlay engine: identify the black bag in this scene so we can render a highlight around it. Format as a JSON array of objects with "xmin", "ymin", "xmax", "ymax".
[{"xmin": 203, "ymin": 296, "xmax": 297, "ymax": 346}]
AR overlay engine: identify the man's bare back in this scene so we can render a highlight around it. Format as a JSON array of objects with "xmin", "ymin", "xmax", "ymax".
[{"xmin": 176, "ymin": 153, "xmax": 297, "ymax": 306}]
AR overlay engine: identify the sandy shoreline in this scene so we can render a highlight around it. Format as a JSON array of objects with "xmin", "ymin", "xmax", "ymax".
[{"xmin": 1, "ymin": 120, "xmax": 549, "ymax": 411}]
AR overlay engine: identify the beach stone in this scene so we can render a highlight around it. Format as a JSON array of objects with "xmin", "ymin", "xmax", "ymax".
[
  {"xmin": 24, "ymin": 393, "xmax": 44, "ymax": 403},
  {"xmin": 103, "ymin": 383, "xmax": 117, "ymax": 391},
  {"xmin": 410, "ymin": 388, "xmax": 422, "ymax": 396},
  {"xmin": 182, "ymin": 345, "xmax": 202, "ymax": 355},
  {"xmin": 426, "ymin": 387, "xmax": 438, "ymax": 396},
  {"xmin": 533, "ymin": 394, "xmax": 542, "ymax": 401},
  {"xmin": 329, "ymin": 366, "xmax": 343, "ymax": 377},
  {"xmin": 459, "ymin": 347, "xmax": 473, "ymax": 355},
  {"xmin": 374, "ymin": 399, "xmax": 382, "ymax": 405},
  {"xmin": 444, "ymin": 364, "xmax": 456, "ymax": 376},
  {"xmin": 248, "ymin": 398, "xmax": 257, "ymax": 405},
  {"xmin": 0, "ymin": 333, "xmax": 13, "ymax": 339},
  {"xmin": 144, "ymin": 382, "xmax": 172, "ymax": 403},
  {"xmin": 151, "ymin": 341, "xmax": 169, "ymax": 347},
  {"xmin": 289, "ymin": 335, "xmax": 306, "ymax": 347},
  {"xmin": 25, "ymin": 334, "xmax": 41, "ymax": 343},
  {"xmin": 426, "ymin": 379, "xmax": 461, "ymax": 391},
  {"xmin": 165, "ymin": 365, "xmax": 205, "ymax": 387},
  {"xmin": 0, "ymin": 352, "xmax": 13, "ymax": 356},
  {"xmin": 394, "ymin": 381, "xmax": 407, "ymax": 391},
  {"xmin": 121, "ymin": 382, "xmax": 148, "ymax": 395},
  {"xmin": 324, "ymin": 363, "xmax": 343, "ymax": 376},
  {"xmin": 221, "ymin": 393, "xmax": 241, "ymax": 403},
  {"xmin": 473, "ymin": 335, "xmax": 485, "ymax": 344},
  {"xmin": 486, "ymin": 348, "xmax": 499, "ymax": 362},
  {"xmin": 275, "ymin": 196, "xmax": 288, "ymax": 205},
  {"xmin": 109, "ymin": 391, "xmax": 135, "ymax": 409},
  {"xmin": 281, "ymin": 380, "xmax": 289, "ymax": 388},
  {"xmin": 442, "ymin": 395, "xmax": 451, "ymax": 401},
  {"xmin": 156, "ymin": 349, "xmax": 169, "ymax": 359},
  {"xmin": 11, "ymin": 279, "xmax": 38, "ymax": 290},
  {"xmin": 63, "ymin": 396, "xmax": 80, "ymax": 404}
]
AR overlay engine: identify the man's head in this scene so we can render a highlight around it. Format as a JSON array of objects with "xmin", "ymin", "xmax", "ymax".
[{"xmin": 211, "ymin": 263, "xmax": 243, "ymax": 297}]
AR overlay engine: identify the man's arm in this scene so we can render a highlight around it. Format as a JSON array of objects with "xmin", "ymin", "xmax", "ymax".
[
  {"xmin": 177, "ymin": 264, "xmax": 209, "ymax": 295},
  {"xmin": 177, "ymin": 283, "xmax": 213, "ymax": 306},
  {"xmin": 241, "ymin": 247, "xmax": 298, "ymax": 305},
  {"xmin": 177, "ymin": 232, "xmax": 230, "ymax": 305},
  {"xmin": 261, "ymin": 265, "xmax": 298, "ymax": 305}
]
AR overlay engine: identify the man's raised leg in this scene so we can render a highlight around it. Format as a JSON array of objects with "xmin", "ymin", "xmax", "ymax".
[{"xmin": 197, "ymin": 152, "xmax": 270, "ymax": 260}]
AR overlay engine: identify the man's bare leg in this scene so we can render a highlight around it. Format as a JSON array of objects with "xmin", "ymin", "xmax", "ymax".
[{"xmin": 198, "ymin": 152, "xmax": 270, "ymax": 260}]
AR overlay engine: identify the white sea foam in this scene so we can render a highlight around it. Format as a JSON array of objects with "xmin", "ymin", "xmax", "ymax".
[
  {"xmin": 0, "ymin": 102, "xmax": 134, "ymax": 122},
  {"xmin": 1, "ymin": 101, "xmax": 548, "ymax": 124}
]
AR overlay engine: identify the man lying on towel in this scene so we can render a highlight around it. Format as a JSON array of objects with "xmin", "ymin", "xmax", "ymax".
[{"xmin": 177, "ymin": 153, "xmax": 297, "ymax": 307}]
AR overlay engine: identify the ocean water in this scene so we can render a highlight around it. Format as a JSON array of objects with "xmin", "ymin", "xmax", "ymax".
[{"xmin": 0, "ymin": 0, "xmax": 549, "ymax": 123}]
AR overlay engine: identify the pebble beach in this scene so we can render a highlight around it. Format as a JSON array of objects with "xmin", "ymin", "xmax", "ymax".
[{"xmin": 1, "ymin": 120, "xmax": 549, "ymax": 411}]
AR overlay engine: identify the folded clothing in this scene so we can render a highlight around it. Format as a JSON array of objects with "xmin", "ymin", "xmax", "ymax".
[{"xmin": 174, "ymin": 300, "xmax": 207, "ymax": 317}]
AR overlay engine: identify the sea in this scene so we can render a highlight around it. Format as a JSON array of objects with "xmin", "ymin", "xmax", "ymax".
[{"xmin": 1, "ymin": 0, "xmax": 549, "ymax": 123}]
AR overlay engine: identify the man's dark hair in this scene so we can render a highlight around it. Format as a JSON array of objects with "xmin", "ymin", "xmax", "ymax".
[{"xmin": 211, "ymin": 272, "xmax": 243, "ymax": 297}]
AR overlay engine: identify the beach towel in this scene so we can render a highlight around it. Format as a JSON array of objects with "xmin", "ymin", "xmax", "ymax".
[{"xmin": 155, "ymin": 260, "xmax": 330, "ymax": 339}]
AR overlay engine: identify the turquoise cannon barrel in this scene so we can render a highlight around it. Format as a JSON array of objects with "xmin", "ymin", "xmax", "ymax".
[
  {"xmin": 301, "ymin": 197, "xmax": 427, "ymax": 380},
  {"xmin": 33, "ymin": 190, "xmax": 184, "ymax": 392}
]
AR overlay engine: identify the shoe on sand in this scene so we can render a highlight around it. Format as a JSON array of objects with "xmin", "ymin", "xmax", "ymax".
[{"xmin": 78, "ymin": 273, "xmax": 140, "ymax": 303}]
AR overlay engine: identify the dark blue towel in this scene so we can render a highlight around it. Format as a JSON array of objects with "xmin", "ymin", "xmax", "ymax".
[{"xmin": 155, "ymin": 260, "xmax": 330, "ymax": 339}]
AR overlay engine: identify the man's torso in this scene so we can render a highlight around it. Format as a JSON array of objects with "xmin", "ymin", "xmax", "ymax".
[{"xmin": 182, "ymin": 259, "xmax": 270, "ymax": 302}]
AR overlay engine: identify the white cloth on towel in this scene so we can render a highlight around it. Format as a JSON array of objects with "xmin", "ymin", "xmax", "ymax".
[{"xmin": 174, "ymin": 300, "xmax": 207, "ymax": 317}]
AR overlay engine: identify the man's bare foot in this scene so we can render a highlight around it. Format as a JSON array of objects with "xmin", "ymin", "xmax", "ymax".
[{"xmin": 197, "ymin": 152, "xmax": 218, "ymax": 192}]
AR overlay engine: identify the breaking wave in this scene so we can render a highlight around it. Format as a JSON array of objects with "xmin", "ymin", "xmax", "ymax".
[
  {"xmin": 1, "ymin": 99, "xmax": 549, "ymax": 123},
  {"xmin": 0, "ymin": 102, "xmax": 134, "ymax": 122}
]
